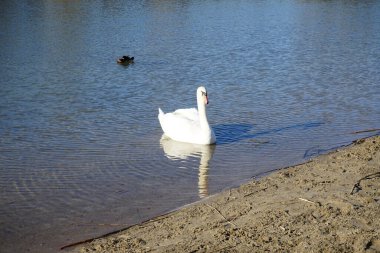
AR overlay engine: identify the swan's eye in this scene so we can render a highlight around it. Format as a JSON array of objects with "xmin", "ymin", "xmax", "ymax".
[{"xmin": 201, "ymin": 91, "xmax": 207, "ymax": 96}]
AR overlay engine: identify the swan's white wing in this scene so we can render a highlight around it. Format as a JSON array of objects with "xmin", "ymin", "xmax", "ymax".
[
  {"xmin": 159, "ymin": 110, "xmax": 200, "ymax": 133},
  {"xmin": 158, "ymin": 108, "xmax": 202, "ymax": 143},
  {"xmin": 172, "ymin": 108, "xmax": 199, "ymax": 122}
]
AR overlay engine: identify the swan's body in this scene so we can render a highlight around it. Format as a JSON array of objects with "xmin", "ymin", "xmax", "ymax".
[{"xmin": 158, "ymin": 86, "xmax": 216, "ymax": 145}]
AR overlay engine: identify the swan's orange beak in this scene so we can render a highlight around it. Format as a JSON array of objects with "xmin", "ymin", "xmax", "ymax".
[{"xmin": 205, "ymin": 95, "xmax": 209, "ymax": 105}]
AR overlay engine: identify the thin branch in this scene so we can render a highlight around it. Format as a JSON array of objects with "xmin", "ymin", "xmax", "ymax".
[
  {"xmin": 206, "ymin": 204, "xmax": 237, "ymax": 227},
  {"xmin": 206, "ymin": 204, "xmax": 228, "ymax": 221},
  {"xmin": 298, "ymin": 198, "xmax": 317, "ymax": 204},
  {"xmin": 244, "ymin": 187, "xmax": 268, "ymax": 197},
  {"xmin": 350, "ymin": 172, "xmax": 380, "ymax": 195},
  {"xmin": 351, "ymin": 128, "xmax": 380, "ymax": 134}
]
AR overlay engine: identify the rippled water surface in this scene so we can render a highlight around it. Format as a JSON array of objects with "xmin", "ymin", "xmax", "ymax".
[{"xmin": 1, "ymin": 0, "xmax": 380, "ymax": 252}]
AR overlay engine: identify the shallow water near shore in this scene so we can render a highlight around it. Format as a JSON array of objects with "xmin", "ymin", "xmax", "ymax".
[{"xmin": 1, "ymin": 0, "xmax": 380, "ymax": 252}]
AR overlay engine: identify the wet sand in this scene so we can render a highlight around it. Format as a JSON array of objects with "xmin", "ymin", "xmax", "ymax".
[{"xmin": 76, "ymin": 135, "xmax": 380, "ymax": 253}]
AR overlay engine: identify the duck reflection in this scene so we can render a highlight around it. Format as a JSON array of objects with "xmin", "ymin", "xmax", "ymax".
[{"xmin": 160, "ymin": 135, "xmax": 216, "ymax": 198}]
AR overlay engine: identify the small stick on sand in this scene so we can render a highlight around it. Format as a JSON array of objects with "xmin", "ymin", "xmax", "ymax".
[
  {"xmin": 298, "ymin": 198, "xmax": 317, "ymax": 204},
  {"xmin": 244, "ymin": 187, "xmax": 268, "ymax": 197},
  {"xmin": 350, "ymin": 172, "xmax": 380, "ymax": 195},
  {"xmin": 206, "ymin": 204, "xmax": 237, "ymax": 227},
  {"xmin": 206, "ymin": 204, "xmax": 228, "ymax": 221}
]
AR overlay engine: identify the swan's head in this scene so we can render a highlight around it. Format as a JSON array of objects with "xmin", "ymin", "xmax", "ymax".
[{"xmin": 197, "ymin": 86, "xmax": 209, "ymax": 105}]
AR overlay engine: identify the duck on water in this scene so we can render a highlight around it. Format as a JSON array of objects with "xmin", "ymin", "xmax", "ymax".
[{"xmin": 117, "ymin": 55, "xmax": 134, "ymax": 64}]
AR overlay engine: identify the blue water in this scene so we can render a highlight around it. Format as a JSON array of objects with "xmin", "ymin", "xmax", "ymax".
[{"xmin": 1, "ymin": 0, "xmax": 380, "ymax": 252}]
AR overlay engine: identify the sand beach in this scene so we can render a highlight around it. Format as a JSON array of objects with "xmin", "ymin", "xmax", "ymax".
[{"xmin": 73, "ymin": 135, "xmax": 380, "ymax": 252}]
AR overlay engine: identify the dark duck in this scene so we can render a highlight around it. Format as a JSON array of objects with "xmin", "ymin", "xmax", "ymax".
[{"xmin": 117, "ymin": 55, "xmax": 134, "ymax": 64}]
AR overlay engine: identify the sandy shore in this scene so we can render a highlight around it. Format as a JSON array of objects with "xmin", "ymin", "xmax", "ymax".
[{"xmin": 75, "ymin": 135, "xmax": 380, "ymax": 253}]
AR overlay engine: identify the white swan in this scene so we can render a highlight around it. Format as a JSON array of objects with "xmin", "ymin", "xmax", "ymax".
[{"xmin": 158, "ymin": 86, "xmax": 216, "ymax": 145}]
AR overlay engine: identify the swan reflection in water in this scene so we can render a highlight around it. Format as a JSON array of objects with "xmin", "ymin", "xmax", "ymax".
[{"xmin": 160, "ymin": 135, "xmax": 216, "ymax": 198}]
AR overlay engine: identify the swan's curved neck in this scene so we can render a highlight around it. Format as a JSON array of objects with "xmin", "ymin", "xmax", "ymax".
[{"xmin": 197, "ymin": 97, "xmax": 210, "ymax": 129}]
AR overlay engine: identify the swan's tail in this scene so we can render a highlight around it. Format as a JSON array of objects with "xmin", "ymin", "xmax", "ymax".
[{"xmin": 158, "ymin": 108, "xmax": 165, "ymax": 132}]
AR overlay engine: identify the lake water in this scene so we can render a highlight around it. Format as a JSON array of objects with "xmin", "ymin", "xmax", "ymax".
[{"xmin": 1, "ymin": 0, "xmax": 380, "ymax": 252}]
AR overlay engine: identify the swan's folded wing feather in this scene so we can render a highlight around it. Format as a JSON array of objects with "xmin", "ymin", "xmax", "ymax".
[
  {"xmin": 172, "ymin": 108, "xmax": 199, "ymax": 122},
  {"xmin": 159, "ymin": 108, "xmax": 201, "ymax": 143}
]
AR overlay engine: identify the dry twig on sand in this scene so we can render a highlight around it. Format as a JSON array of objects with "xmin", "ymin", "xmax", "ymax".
[
  {"xmin": 350, "ymin": 172, "xmax": 380, "ymax": 195},
  {"xmin": 298, "ymin": 198, "xmax": 317, "ymax": 204},
  {"xmin": 206, "ymin": 204, "xmax": 237, "ymax": 227}
]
